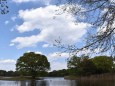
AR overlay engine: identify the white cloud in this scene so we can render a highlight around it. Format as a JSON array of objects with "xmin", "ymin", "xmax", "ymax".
[
  {"xmin": 5, "ymin": 21, "xmax": 9, "ymax": 25},
  {"xmin": 11, "ymin": 35, "xmax": 43, "ymax": 49},
  {"xmin": 0, "ymin": 59, "xmax": 16, "ymax": 71},
  {"xmin": 35, "ymin": 51, "xmax": 42, "ymax": 54},
  {"xmin": 47, "ymin": 52, "xmax": 69, "ymax": 71},
  {"xmin": 51, "ymin": 61, "xmax": 67, "ymax": 70},
  {"xmin": 47, "ymin": 52, "xmax": 69, "ymax": 61},
  {"xmin": 42, "ymin": 44, "xmax": 50, "ymax": 48},
  {"xmin": 27, "ymin": 51, "xmax": 43, "ymax": 54},
  {"xmin": 26, "ymin": 50, "xmax": 43, "ymax": 55},
  {"xmin": 9, "ymin": 43, "xmax": 15, "ymax": 46},
  {"xmin": 11, "ymin": 5, "xmax": 91, "ymax": 49}
]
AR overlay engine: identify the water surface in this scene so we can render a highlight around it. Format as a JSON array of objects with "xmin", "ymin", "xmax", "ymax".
[{"xmin": 0, "ymin": 77, "xmax": 115, "ymax": 86}]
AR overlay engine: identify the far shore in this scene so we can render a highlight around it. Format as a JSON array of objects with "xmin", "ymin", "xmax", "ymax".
[
  {"xmin": 1, "ymin": 73, "xmax": 115, "ymax": 81},
  {"xmin": 0, "ymin": 76, "xmax": 41, "ymax": 81},
  {"xmin": 64, "ymin": 73, "xmax": 115, "ymax": 81}
]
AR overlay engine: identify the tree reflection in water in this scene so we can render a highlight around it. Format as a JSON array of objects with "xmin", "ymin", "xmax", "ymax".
[
  {"xmin": 30, "ymin": 80, "xmax": 36, "ymax": 86},
  {"xmin": 30, "ymin": 80, "xmax": 47, "ymax": 86},
  {"xmin": 20, "ymin": 81, "xmax": 26, "ymax": 86},
  {"xmin": 77, "ymin": 80, "xmax": 115, "ymax": 86},
  {"xmin": 20, "ymin": 80, "xmax": 37, "ymax": 86},
  {"xmin": 19, "ymin": 78, "xmax": 115, "ymax": 86}
]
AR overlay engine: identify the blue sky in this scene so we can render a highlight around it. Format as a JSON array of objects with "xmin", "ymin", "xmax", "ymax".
[{"xmin": 0, "ymin": 0, "xmax": 92, "ymax": 71}]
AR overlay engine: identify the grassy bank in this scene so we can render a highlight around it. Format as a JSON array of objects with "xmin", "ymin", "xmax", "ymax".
[
  {"xmin": 64, "ymin": 73, "xmax": 115, "ymax": 81},
  {"xmin": 0, "ymin": 76, "xmax": 41, "ymax": 81}
]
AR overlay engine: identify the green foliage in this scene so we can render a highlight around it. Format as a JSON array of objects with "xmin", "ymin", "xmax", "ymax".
[
  {"xmin": 48, "ymin": 69, "xmax": 69, "ymax": 77},
  {"xmin": 67, "ymin": 55, "xmax": 96, "ymax": 76},
  {"xmin": 67, "ymin": 55, "xmax": 114, "ymax": 76},
  {"xmin": 16, "ymin": 52, "xmax": 50, "ymax": 79},
  {"xmin": 0, "ymin": 70, "xmax": 6, "ymax": 76},
  {"xmin": 0, "ymin": 70, "xmax": 20, "ymax": 76},
  {"xmin": 79, "ymin": 58, "xmax": 96, "ymax": 76},
  {"xmin": 67, "ymin": 55, "xmax": 81, "ymax": 69},
  {"xmin": 92, "ymin": 56, "xmax": 114, "ymax": 74}
]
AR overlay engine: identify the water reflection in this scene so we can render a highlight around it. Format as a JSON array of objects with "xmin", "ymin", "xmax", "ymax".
[
  {"xmin": 28, "ymin": 78, "xmax": 76, "ymax": 86},
  {"xmin": 0, "ymin": 78, "xmax": 115, "ymax": 86},
  {"xmin": 77, "ymin": 80, "xmax": 115, "ymax": 86}
]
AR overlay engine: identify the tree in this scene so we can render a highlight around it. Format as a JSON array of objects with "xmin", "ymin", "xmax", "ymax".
[
  {"xmin": 67, "ymin": 55, "xmax": 80, "ymax": 75},
  {"xmin": 92, "ymin": 56, "xmax": 114, "ymax": 74},
  {"xmin": 67, "ymin": 55, "xmax": 81, "ymax": 69},
  {"xmin": 0, "ymin": 70, "xmax": 6, "ymax": 76},
  {"xmin": 55, "ymin": 0, "xmax": 115, "ymax": 56},
  {"xmin": 67, "ymin": 55, "xmax": 96, "ymax": 76},
  {"xmin": 16, "ymin": 52, "xmax": 50, "ymax": 79},
  {"xmin": 79, "ymin": 57, "xmax": 96, "ymax": 76},
  {"xmin": 0, "ymin": 0, "xmax": 9, "ymax": 14},
  {"xmin": 48, "ymin": 69, "xmax": 69, "ymax": 77}
]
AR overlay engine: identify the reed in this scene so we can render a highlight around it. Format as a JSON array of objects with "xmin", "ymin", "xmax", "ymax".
[{"xmin": 65, "ymin": 73, "xmax": 115, "ymax": 81}]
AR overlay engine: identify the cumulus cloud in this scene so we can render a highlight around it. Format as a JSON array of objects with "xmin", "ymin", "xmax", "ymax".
[
  {"xmin": 42, "ymin": 44, "xmax": 50, "ymax": 48},
  {"xmin": 51, "ymin": 61, "xmax": 67, "ymax": 70},
  {"xmin": 0, "ymin": 59, "xmax": 16, "ymax": 71},
  {"xmin": 10, "ymin": 5, "xmax": 91, "ymax": 49},
  {"xmin": 47, "ymin": 52, "xmax": 69, "ymax": 61},
  {"xmin": 47, "ymin": 52, "xmax": 69, "ymax": 70}
]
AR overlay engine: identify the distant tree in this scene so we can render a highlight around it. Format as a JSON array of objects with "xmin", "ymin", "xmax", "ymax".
[
  {"xmin": 6, "ymin": 71, "xmax": 15, "ymax": 76},
  {"xmin": 55, "ymin": 0, "xmax": 115, "ymax": 56},
  {"xmin": 92, "ymin": 56, "xmax": 114, "ymax": 74},
  {"xmin": 0, "ymin": 70, "xmax": 6, "ymax": 76},
  {"xmin": 0, "ymin": 0, "xmax": 9, "ymax": 14},
  {"xmin": 48, "ymin": 69, "xmax": 69, "ymax": 77},
  {"xmin": 16, "ymin": 52, "xmax": 50, "ymax": 79},
  {"xmin": 67, "ymin": 55, "xmax": 96, "ymax": 76}
]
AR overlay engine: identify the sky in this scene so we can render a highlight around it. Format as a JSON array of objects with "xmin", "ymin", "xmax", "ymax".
[{"xmin": 0, "ymin": 0, "xmax": 92, "ymax": 71}]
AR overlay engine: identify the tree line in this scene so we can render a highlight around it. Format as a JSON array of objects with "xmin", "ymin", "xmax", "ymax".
[
  {"xmin": 0, "ymin": 52, "xmax": 115, "ymax": 78},
  {"xmin": 67, "ymin": 55, "xmax": 115, "ymax": 76}
]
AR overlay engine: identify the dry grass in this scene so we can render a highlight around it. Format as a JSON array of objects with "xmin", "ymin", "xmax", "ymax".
[{"xmin": 65, "ymin": 73, "xmax": 115, "ymax": 81}]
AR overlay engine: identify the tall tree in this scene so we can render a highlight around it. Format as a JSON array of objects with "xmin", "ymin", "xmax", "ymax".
[
  {"xmin": 55, "ymin": 0, "xmax": 115, "ymax": 56},
  {"xmin": 16, "ymin": 52, "xmax": 50, "ymax": 79}
]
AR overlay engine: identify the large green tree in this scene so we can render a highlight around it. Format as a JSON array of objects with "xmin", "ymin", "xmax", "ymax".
[{"xmin": 16, "ymin": 52, "xmax": 50, "ymax": 79}]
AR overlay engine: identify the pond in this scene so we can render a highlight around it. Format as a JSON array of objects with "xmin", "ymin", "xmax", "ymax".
[{"xmin": 0, "ymin": 77, "xmax": 115, "ymax": 86}]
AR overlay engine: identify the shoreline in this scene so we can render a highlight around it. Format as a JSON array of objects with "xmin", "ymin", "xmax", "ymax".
[
  {"xmin": 64, "ymin": 73, "xmax": 115, "ymax": 81},
  {"xmin": 0, "ymin": 76, "xmax": 41, "ymax": 81}
]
